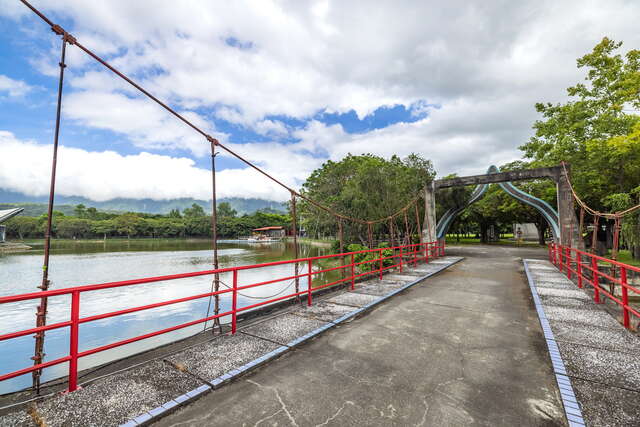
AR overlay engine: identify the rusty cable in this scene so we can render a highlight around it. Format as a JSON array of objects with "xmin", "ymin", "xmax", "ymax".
[
  {"xmin": 32, "ymin": 32, "xmax": 68, "ymax": 394},
  {"xmin": 18, "ymin": 0, "xmax": 429, "ymax": 227}
]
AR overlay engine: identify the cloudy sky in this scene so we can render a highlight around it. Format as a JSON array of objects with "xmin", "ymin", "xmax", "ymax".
[{"xmin": 1, "ymin": 0, "xmax": 639, "ymax": 202}]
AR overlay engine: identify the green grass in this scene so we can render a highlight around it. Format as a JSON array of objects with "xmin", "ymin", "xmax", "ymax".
[{"xmin": 610, "ymin": 250, "xmax": 640, "ymax": 267}]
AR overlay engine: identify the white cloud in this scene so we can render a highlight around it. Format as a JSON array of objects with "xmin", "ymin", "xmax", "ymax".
[
  {"xmin": 63, "ymin": 90, "xmax": 224, "ymax": 157},
  {"xmin": 2, "ymin": 0, "xmax": 640, "ymax": 199},
  {"xmin": 0, "ymin": 131, "xmax": 291, "ymax": 202},
  {"xmin": 0, "ymin": 75, "xmax": 33, "ymax": 98},
  {"xmin": 253, "ymin": 119, "xmax": 289, "ymax": 137}
]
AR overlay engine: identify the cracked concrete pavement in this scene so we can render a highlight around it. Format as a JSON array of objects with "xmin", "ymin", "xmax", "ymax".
[{"xmin": 156, "ymin": 245, "xmax": 566, "ymax": 426}]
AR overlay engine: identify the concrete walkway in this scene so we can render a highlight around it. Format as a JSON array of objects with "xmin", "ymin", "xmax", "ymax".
[
  {"xmin": 157, "ymin": 246, "xmax": 567, "ymax": 426},
  {"xmin": 525, "ymin": 259, "xmax": 640, "ymax": 426}
]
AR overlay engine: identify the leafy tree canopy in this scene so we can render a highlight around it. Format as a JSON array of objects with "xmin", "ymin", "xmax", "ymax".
[
  {"xmin": 299, "ymin": 153, "xmax": 435, "ymax": 244},
  {"xmin": 520, "ymin": 37, "xmax": 640, "ymax": 210}
]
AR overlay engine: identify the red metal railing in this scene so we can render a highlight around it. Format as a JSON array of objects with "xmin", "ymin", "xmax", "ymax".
[
  {"xmin": 549, "ymin": 242, "xmax": 640, "ymax": 329},
  {"xmin": 0, "ymin": 241, "xmax": 444, "ymax": 393}
]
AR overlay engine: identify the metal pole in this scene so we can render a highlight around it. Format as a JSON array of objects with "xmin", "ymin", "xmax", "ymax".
[
  {"xmin": 68, "ymin": 291, "xmax": 80, "ymax": 392},
  {"xmin": 592, "ymin": 257, "xmax": 600, "ymax": 304},
  {"xmin": 33, "ymin": 35, "xmax": 68, "ymax": 393},
  {"xmin": 338, "ymin": 218, "xmax": 345, "ymax": 278},
  {"xmin": 307, "ymin": 259, "xmax": 313, "ymax": 306},
  {"xmin": 415, "ymin": 202, "xmax": 422, "ymax": 245},
  {"xmin": 231, "ymin": 270, "xmax": 238, "ymax": 334},
  {"xmin": 591, "ymin": 215, "xmax": 599, "ymax": 254},
  {"xmin": 403, "ymin": 210, "xmax": 410, "ymax": 246},
  {"xmin": 621, "ymin": 267, "xmax": 629, "ymax": 329},
  {"xmin": 209, "ymin": 140, "xmax": 221, "ymax": 333},
  {"xmin": 389, "ymin": 218, "xmax": 395, "ymax": 248},
  {"xmin": 291, "ymin": 193, "xmax": 300, "ymax": 297}
]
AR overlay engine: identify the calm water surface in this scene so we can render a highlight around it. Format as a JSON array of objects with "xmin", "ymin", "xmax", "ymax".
[{"xmin": 0, "ymin": 239, "xmax": 336, "ymax": 393}]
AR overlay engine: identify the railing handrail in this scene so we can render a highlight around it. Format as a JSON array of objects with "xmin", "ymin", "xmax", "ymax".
[
  {"xmin": 555, "ymin": 243, "xmax": 640, "ymax": 273},
  {"xmin": 0, "ymin": 240, "xmax": 445, "ymax": 393},
  {"xmin": 0, "ymin": 243, "xmax": 433, "ymax": 304},
  {"xmin": 548, "ymin": 242, "xmax": 640, "ymax": 330}
]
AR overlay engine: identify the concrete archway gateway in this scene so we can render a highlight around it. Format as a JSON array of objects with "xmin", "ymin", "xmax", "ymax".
[{"xmin": 422, "ymin": 164, "xmax": 583, "ymax": 249}]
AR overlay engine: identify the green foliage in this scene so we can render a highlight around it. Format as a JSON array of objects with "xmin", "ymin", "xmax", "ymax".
[
  {"xmin": 217, "ymin": 202, "xmax": 237, "ymax": 218},
  {"xmin": 183, "ymin": 203, "xmax": 206, "ymax": 218},
  {"xmin": 520, "ymin": 37, "xmax": 640, "ymax": 210},
  {"xmin": 168, "ymin": 208, "xmax": 182, "ymax": 218},
  {"xmin": 345, "ymin": 242, "xmax": 394, "ymax": 272},
  {"xmin": 299, "ymin": 153, "xmax": 435, "ymax": 244},
  {"xmin": 3, "ymin": 205, "xmax": 291, "ymax": 241}
]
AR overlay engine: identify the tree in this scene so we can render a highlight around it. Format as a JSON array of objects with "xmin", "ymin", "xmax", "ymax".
[
  {"xmin": 168, "ymin": 208, "xmax": 182, "ymax": 218},
  {"xmin": 4, "ymin": 216, "xmax": 39, "ymax": 239},
  {"xmin": 92, "ymin": 220, "xmax": 115, "ymax": 240},
  {"xmin": 115, "ymin": 213, "xmax": 145, "ymax": 238},
  {"xmin": 73, "ymin": 204, "xmax": 87, "ymax": 218},
  {"xmin": 520, "ymin": 37, "xmax": 640, "ymax": 211},
  {"xmin": 299, "ymin": 153, "xmax": 435, "ymax": 244},
  {"xmin": 183, "ymin": 203, "xmax": 206, "ymax": 218},
  {"xmin": 86, "ymin": 207, "xmax": 98, "ymax": 219},
  {"xmin": 217, "ymin": 202, "xmax": 237, "ymax": 218},
  {"xmin": 57, "ymin": 218, "xmax": 92, "ymax": 239}
]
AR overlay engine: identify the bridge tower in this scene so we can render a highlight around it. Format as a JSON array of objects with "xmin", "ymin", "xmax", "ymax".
[{"xmin": 423, "ymin": 164, "xmax": 583, "ymax": 249}]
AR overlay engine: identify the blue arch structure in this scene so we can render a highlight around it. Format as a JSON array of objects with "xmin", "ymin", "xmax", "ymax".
[{"xmin": 435, "ymin": 165, "xmax": 560, "ymax": 240}]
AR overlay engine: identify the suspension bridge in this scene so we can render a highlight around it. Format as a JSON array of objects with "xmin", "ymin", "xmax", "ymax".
[{"xmin": 1, "ymin": 1, "xmax": 640, "ymax": 426}]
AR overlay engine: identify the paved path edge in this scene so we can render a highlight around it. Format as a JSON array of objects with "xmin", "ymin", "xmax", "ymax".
[
  {"xmin": 522, "ymin": 259, "xmax": 586, "ymax": 427},
  {"xmin": 121, "ymin": 257, "xmax": 464, "ymax": 427}
]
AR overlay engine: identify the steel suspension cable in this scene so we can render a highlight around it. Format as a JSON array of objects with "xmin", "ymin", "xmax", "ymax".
[
  {"xmin": 561, "ymin": 162, "xmax": 640, "ymax": 219},
  {"xmin": 18, "ymin": 0, "xmax": 428, "ymax": 227}
]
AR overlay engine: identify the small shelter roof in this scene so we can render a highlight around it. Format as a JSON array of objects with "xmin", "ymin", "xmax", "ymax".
[
  {"xmin": 0, "ymin": 208, "xmax": 24, "ymax": 223},
  {"xmin": 253, "ymin": 226, "xmax": 284, "ymax": 231}
]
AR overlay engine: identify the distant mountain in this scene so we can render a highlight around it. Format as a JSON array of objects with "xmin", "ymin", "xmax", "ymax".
[{"xmin": 0, "ymin": 189, "xmax": 286, "ymax": 216}]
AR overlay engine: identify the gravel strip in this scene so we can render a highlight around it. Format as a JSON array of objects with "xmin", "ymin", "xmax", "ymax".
[
  {"xmin": 242, "ymin": 313, "xmax": 328, "ymax": 344},
  {"xmin": 325, "ymin": 292, "xmax": 379, "ymax": 307},
  {"xmin": 167, "ymin": 334, "xmax": 278, "ymax": 381},
  {"xmin": 36, "ymin": 360, "xmax": 203, "ymax": 427}
]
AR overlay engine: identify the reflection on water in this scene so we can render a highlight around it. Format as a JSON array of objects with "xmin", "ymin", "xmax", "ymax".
[{"xmin": 0, "ymin": 239, "xmax": 335, "ymax": 393}]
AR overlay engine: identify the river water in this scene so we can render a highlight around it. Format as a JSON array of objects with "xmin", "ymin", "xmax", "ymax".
[{"xmin": 0, "ymin": 239, "xmax": 335, "ymax": 394}]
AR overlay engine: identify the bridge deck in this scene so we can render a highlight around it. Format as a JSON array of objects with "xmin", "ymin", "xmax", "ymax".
[
  {"xmin": 525, "ymin": 259, "xmax": 640, "ymax": 426},
  {"xmin": 157, "ymin": 246, "xmax": 566, "ymax": 426}
]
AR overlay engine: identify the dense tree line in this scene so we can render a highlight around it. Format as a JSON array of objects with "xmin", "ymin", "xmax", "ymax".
[
  {"xmin": 4, "ymin": 202, "xmax": 290, "ymax": 240},
  {"xmin": 298, "ymin": 39, "xmax": 640, "ymax": 258},
  {"xmin": 298, "ymin": 153, "xmax": 435, "ymax": 245},
  {"xmin": 519, "ymin": 38, "xmax": 640, "ymax": 257}
]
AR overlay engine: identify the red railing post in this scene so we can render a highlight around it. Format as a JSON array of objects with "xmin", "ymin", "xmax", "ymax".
[
  {"xmin": 231, "ymin": 270, "xmax": 238, "ymax": 333},
  {"xmin": 558, "ymin": 245, "xmax": 563, "ymax": 272},
  {"xmin": 378, "ymin": 248, "xmax": 383, "ymax": 280},
  {"xmin": 399, "ymin": 246, "xmax": 403, "ymax": 272},
  {"xmin": 424, "ymin": 242, "xmax": 428, "ymax": 263},
  {"xmin": 68, "ymin": 290, "xmax": 80, "ymax": 392},
  {"xmin": 577, "ymin": 255, "xmax": 583, "ymax": 288},
  {"xmin": 592, "ymin": 257, "xmax": 600, "ymax": 304},
  {"xmin": 307, "ymin": 259, "xmax": 313, "ymax": 306},
  {"xmin": 621, "ymin": 267, "xmax": 629, "ymax": 329},
  {"xmin": 566, "ymin": 247, "xmax": 572, "ymax": 280},
  {"xmin": 350, "ymin": 253, "xmax": 355, "ymax": 290}
]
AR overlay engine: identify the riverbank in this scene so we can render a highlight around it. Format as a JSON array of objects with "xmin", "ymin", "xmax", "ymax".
[
  {"xmin": 0, "ymin": 242, "xmax": 32, "ymax": 253},
  {"xmin": 286, "ymin": 237, "xmax": 333, "ymax": 247}
]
